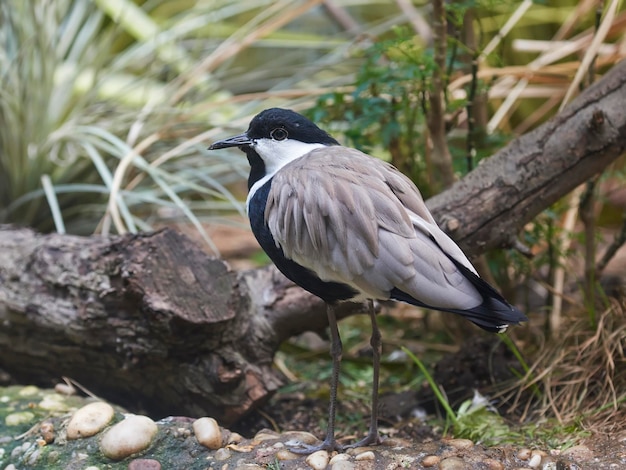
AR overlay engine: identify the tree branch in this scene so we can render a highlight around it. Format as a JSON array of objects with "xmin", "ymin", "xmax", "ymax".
[{"xmin": 427, "ymin": 59, "xmax": 626, "ymax": 254}]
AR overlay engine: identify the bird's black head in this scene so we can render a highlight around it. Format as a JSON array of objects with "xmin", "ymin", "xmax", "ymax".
[
  {"xmin": 208, "ymin": 108, "xmax": 339, "ymax": 151},
  {"xmin": 245, "ymin": 108, "xmax": 339, "ymax": 146},
  {"xmin": 209, "ymin": 108, "xmax": 340, "ymax": 191}
]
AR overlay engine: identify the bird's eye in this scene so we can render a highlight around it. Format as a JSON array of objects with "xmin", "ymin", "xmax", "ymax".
[{"xmin": 270, "ymin": 128, "xmax": 288, "ymax": 141}]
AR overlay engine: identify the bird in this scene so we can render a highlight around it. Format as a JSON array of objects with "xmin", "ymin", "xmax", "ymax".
[{"xmin": 209, "ymin": 108, "xmax": 527, "ymax": 453}]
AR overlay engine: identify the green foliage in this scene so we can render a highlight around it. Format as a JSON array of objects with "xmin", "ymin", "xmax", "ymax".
[
  {"xmin": 0, "ymin": 0, "xmax": 247, "ymax": 241},
  {"xmin": 309, "ymin": 27, "xmax": 439, "ymax": 194}
]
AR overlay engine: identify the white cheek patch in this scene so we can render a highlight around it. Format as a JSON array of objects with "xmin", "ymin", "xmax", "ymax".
[
  {"xmin": 254, "ymin": 138, "xmax": 325, "ymax": 176},
  {"xmin": 246, "ymin": 138, "xmax": 326, "ymax": 214}
]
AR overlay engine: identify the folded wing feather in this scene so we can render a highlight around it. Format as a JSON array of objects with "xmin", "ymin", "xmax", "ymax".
[{"xmin": 265, "ymin": 147, "xmax": 483, "ymax": 309}]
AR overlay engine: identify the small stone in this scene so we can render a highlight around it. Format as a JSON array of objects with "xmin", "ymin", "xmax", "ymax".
[
  {"xmin": 527, "ymin": 453, "xmax": 541, "ymax": 468},
  {"xmin": 19, "ymin": 385, "xmax": 39, "ymax": 396},
  {"xmin": 517, "ymin": 448, "xmax": 532, "ymax": 460},
  {"xmin": 561, "ymin": 445, "xmax": 593, "ymax": 462},
  {"xmin": 253, "ymin": 429, "xmax": 280, "ymax": 442},
  {"xmin": 39, "ymin": 393, "xmax": 70, "ymax": 412},
  {"xmin": 100, "ymin": 415, "xmax": 158, "ymax": 460},
  {"xmin": 354, "ymin": 450, "xmax": 375, "ymax": 461},
  {"xmin": 446, "ymin": 438, "xmax": 474, "ymax": 450},
  {"xmin": 227, "ymin": 431, "xmax": 244, "ymax": 444},
  {"xmin": 482, "ymin": 458, "xmax": 504, "ymax": 470},
  {"xmin": 6, "ymin": 411, "xmax": 35, "ymax": 426},
  {"xmin": 306, "ymin": 450, "xmax": 330, "ymax": 470},
  {"xmin": 329, "ymin": 453, "xmax": 351, "ymax": 464},
  {"xmin": 282, "ymin": 430, "xmax": 319, "ymax": 446},
  {"xmin": 331, "ymin": 460, "xmax": 356, "ymax": 470},
  {"xmin": 438, "ymin": 456, "xmax": 468, "ymax": 470},
  {"xmin": 193, "ymin": 417, "xmax": 222, "ymax": 450},
  {"xmin": 276, "ymin": 449, "xmax": 299, "ymax": 460},
  {"xmin": 67, "ymin": 402, "xmax": 115, "ymax": 439},
  {"xmin": 54, "ymin": 382, "xmax": 76, "ymax": 395},
  {"xmin": 214, "ymin": 447, "xmax": 231, "ymax": 461},
  {"xmin": 422, "ymin": 455, "xmax": 440, "ymax": 467},
  {"xmin": 128, "ymin": 459, "xmax": 162, "ymax": 470}
]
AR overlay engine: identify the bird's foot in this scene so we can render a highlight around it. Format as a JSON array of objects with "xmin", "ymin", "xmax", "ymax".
[
  {"xmin": 287, "ymin": 437, "xmax": 343, "ymax": 455},
  {"xmin": 343, "ymin": 431, "xmax": 383, "ymax": 450}
]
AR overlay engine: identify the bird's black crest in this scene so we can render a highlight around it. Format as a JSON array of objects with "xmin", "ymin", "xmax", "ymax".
[{"xmin": 247, "ymin": 108, "xmax": 339, "ymax": 146}]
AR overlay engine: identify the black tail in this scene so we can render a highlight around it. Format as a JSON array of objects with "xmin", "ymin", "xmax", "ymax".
[{"xmin": 390, "ymin": 255, "xmax": 527, "ymax": 333}]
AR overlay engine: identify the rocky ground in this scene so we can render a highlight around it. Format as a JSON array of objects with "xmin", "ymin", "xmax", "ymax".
[{"xmin": 1, "ymin": 384, "xmax": 626, "ymax": 470}]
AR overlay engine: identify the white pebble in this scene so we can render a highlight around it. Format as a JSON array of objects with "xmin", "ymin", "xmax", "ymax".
[
  {"xmin": 67, "ymin": 402, "xmax": 115, "ymax": 439},
  {"xmin": 100, "ymin": 415, "xmax": 158, "ymax": 460},
  {"xmin": 355, "ymin": 450, "xmax": 375, "ymax": 461},
  {"xmin": 193, "ymin": 417, "xmax": 223, "ymax": 450},
  {"xmin": 329, "ymin": 453, "xmax": 351, "ymax": 464},
  {"xmin": 331, "ymin": 460, "xmax": 355, "ymax": 470},
  {"xmin": 5, "ymin": 411, "xmax": 35, "ymax": 426},
  {"xmin": 528, "ymin": 453, "xmax": 542, "ymax": 468},
  {"xmin": 282, "ymin": 430, "xmax": 319, "ymax": 445},
  {"xmin": 305, "ymin": 450, "xmax": 330, "ymax": 470}
]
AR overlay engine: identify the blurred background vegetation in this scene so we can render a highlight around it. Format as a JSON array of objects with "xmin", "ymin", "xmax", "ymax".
[{"xmin": 1, "ymin": 0, "xmax": 626, "ymax": 443}]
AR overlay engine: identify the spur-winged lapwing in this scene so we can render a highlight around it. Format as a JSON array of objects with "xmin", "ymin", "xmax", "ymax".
[{"xmin": 209, "ymin": 108, "xmax": 526, "ymax": 453}]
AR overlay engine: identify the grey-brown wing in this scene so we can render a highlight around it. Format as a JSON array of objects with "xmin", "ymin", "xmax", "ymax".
[{"xmin": 265, "ymin": 147, "xmax": 482, "ymax": 309}]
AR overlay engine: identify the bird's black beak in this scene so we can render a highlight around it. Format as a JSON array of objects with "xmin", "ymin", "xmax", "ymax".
[{"xmin": 208, "ymin": 133, "xmax": 253, "ymax": 150}]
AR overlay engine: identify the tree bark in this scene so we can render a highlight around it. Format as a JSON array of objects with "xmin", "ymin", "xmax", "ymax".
[
  {"xmin": 0, "ymin": 227, "xmax": 366, "ymax": 424},
  {"xmin": 0, "ymin": 60, "xmax": 625, "ymax": 425}
]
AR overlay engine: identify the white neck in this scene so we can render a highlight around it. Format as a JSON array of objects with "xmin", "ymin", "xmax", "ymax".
[{"xmin": 246, "ymin": 138, "xmax": 326, "ymax": 212}]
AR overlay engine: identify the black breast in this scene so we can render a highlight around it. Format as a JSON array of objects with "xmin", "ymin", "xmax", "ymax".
[{"xmin": 248, "ymin": 179, "xmax": 357, "ymax": 304}]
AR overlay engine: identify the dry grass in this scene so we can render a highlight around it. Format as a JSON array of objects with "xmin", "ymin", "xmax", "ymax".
[{"xmin": 505, "ymin": 297, "xmax": 626, "ymax": 432}]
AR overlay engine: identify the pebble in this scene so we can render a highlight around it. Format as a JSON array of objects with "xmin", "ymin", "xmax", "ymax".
[
  {"xmin": 355, "ymin": 450, "xmax": 375, "ymax": 461},
  {"xmin": 438, "ymin": 456, "xmax": 469, "ymax": 470},
  {"xmin": 193, "ymin": 417, "xmax": 223, "ymax": 450},
  {"xmin": 446, "ymin": 438, "xmax": 474, "ymax": 450},
  {"xmin": 100, "ymin": 415, "xmax": 158, "ymax": 460},
  {"xmin": 282, "ymin": 430, "xmax": 319, "ymax": 446},
  {"xmin": 422, "ymin": 455, "xmax": 440, "ymax": 467},
  {"xmin": 39, "ymin": 393, "xmax": 70, "ymax": 412},
  {"xmin": 331, "ymin": 460, "xmax": 356, "ymax": 470},
  {"xmin": 67, "ymin": 402, "xmax": 115, "ymax": 439},
  {"xmin": 19, "ymin": 385, "xmax": 39, "ymax": 396},
  {"xmin": 5, "ymin": 411, "xmax": 35, "ymax": 426},
  {"xmin": 482, "ymin": 458, "xmax": 504, "ymax": 470},
  {"xmin": 329, "ymin": 453, "xmax": 351, "ymax": 464},
  {"xmin": 561, "ymin": 445, "xmax": 593, "ymax": 462},
  {"xmin": 253, "ymin": 429, "xmax": 280, "ymax": 441},
  {"xmin": 517, "ymin": 448, "xmax": 532, "ymax": 460},
  {"xmin": 227, "ymin": 431, "xmax": 244, "ymax": 444},
  {"xmin": 276, "ymin": 449, "xmax": 299, "ymax": 460},
  {"xmin": 128, "ymin": 459, "xmax": 162, "ymax": 470},
  {"xmin": 214, "ymin": 447, "xmax": 231, "ymax": 461},
  {"xmin": 306, "ymin": 450, "xmax": 330, "ymax": 470},
  {"xmin": 527, "ymin": 454, "xmax": 542, "ymax": 468}
]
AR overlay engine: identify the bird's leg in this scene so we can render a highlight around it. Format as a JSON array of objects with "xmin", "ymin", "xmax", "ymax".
[
  {"xmin": 289, "ymin": 302, "xmax": 344, "ymax": 454},
  {"xmin": 345, "ymin": 299, "xmax": 383, "ymax": 448}
]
